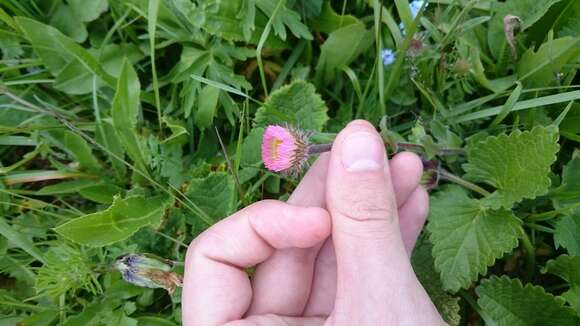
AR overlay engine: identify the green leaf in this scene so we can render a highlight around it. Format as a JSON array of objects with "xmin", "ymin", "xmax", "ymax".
[
  {"xmin": 543, "ymin": 255, "xmax": 580, "ymax": 313},
  {"xmin": 111, "ymin": 59, "xmax": 150, "ymax": 176},
  {"xmin": 255, "ymin": 0, "xmax": 313, "ymax": 41},
  {"xmin": 315, "ymin": 23, "xmax": 373, "ymax": 85},
  {"xmin": 192, "ymin": 0, "xmax": 255, "ymax": 42},
  {"xmin": 0, "ymin": 218, "xmax": 45, "ymax": 264},
  {"xmin": 517, "ymin": 36, "xmax": 580, "ymax": 88},
  {"xmin": 551, "ymin": 157, "xmax": 580, "ymax": 214},
  {"xmin": 463, "ymin": 126, "xmax": 560, "ymax": 209},
  {"xmin": 195, "ymin": 85, "xmax": 220, "ymax": 129},
  {"xmin": 411, "ymin": 236, "xmax": 461, "ymax": 326},
  {"xmin": 64, "ymin": 131, "xmax": 100, "ymax": 172},
  {"xmin": 54, "ymin": 195, "xmax": 170, "ymax": 247},
  {"xmin": 185, "ymin": 172, "xmax": 236, "ymax": 224},
  {"xmin": 36, "ymin": 179, "xmax": 96, "ymax": 195},
  {"xmin": 254, "ymin": 80, "xmax": 328, "ymax": 131},
  {"xmin": 50, "ymin": 4, "xmax": 88, "ymax": 43},
  {"xmin": 15, "ymin": 17, "xmax": 73, "ymax": 75},
  {"xmin": 554, "ymin": 213, "xmax": 580, "ymax": 255},
  {"xmin": 54, "ymin": 33, "xmax": 117, "ymax": 88},
  {"xmin": 487, "ymin": 0, "xmax": 564, "ymax": 59},
  {"xmin": 96, "ymin": 120, "xmax": 127, "ymax": 178},
  {"xmin": 557, "ymin": 0, "xmax": 580, "ymax": 37},
  {"xmin": 312, "ymin": 1, "xmax": 360, "ymax": 33},
  {"xmin": 427, "ymin": 186, "xmax": 522, "ymax": 292},
  {"xmin": 79, "ymin": 184, "xmax": 124, "ymax": 204},
  {"xmin": 69, "ymin": 0, "xmax": 108, "ymax": 23},
  {"xmin": 241, "ymin": 127, "xmax": 265, "ymax": 167},
  {"xmin": 49, "ymin": 0, "xmax": 107, "ymax": 42},
  {"xmin": 560, "ymin": 103, "xmax": 580, "ymax": 141},
  {"xmin": 476, "ymin": 276, "xmax": 579, "ymax": 326}
]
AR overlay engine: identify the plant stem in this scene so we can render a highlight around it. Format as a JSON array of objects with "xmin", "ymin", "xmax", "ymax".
[
  {"xmin": 439, "ymin": 169, "xmax": 491, "ymax": 196},
  {"xmin": 307, "ymin": 143, "xmax": 332, "ymax": 154},
  {"xmin": 519, "ymin": 227, "xmax": 536, "ymax": 281},
  {"xmin": 396, "ymin": 142, "xmax": 465, "ymax": 155},
  {"xmin": 306, "ymin": 142, "xmax": 464, "ymax": 156}
]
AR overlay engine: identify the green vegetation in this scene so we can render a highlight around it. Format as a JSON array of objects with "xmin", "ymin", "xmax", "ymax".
[{"xmin": 0, "ymin": 0, "xmax": 579, "ymax": 324}]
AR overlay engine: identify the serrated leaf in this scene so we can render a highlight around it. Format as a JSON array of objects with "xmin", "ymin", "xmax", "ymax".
[
  {"xmin": 411, "ymin": 236, "xmax": 461, "ymax": 325},
  {"xmin": 111, "ymin": 59, "xmax": 150, "ymax": 176},
  {"xmin": 543, "ymin": 255, "xmax": 580, "ymax": 313},
  {"xmin": 517, "ymin": 36, "xmax": 580, "ymax": 88},
  {"xmin": 476, "ymin": 276, "xmax": 579, "ymax": 325},
  {"xmin": 554, "ymin": 213, "xmax": 580, "ymax": 255},
  {"xmin": 315, "ymin": 23, "xmax": 373, "ymax": 85},
  {"xmin": 185, "ymin": 172, "xmax": 236, "ymax": 224},
  {"xmin": 487, "ymin": 0, "xmax": 564, "ymax": 59},
  {"xmin": 427, "ymin": 186, "xmax": 522, "ymax": 292},
  {"xmin": 463, "ymin": 126, "xmax": 560, "ymax": 209},
  {"xmin": 254, "ymin": 80, "xmax": 328, "ymax": 131},
  {"xmin": 54, "ymin": 195, "xmax": 170, "ymax": 247}
]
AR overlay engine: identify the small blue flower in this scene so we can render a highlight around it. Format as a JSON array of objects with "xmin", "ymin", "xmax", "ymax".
[
  {"xmin": 410, "ymin": 0, "xmax": 428, "ymax": 19},
  {"xmin": 381, "ymin": 48, "xmax": 396, "ymax": 66},
  {"xmin": 399, "ymin": 21, "xmax": 406, "ymax": 36}
]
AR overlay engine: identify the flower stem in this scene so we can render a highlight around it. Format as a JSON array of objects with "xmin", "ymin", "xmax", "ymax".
[
  {"xmin": 307, "ymin": 143, "xmax": 332, "ymax": 154},
  {"xmin": 438, "ymin": 169, "xmax": 491, "ymax": 196},
  {"xmin": 306, "ymin": 142, "xmax": 464, "ymax": 156}
]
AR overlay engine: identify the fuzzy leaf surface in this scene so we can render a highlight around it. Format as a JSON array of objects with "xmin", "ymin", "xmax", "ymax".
[
  {"xmin": 463, "ymin": 126, "xmax": 559, "ymax": 209},
  {"xmin": 428, "ymin": 186, "xmax": 522, "ymax": 292},
  {"xmin": 476, "ymin": 276, "xmax": 579, "ymax": 325}
]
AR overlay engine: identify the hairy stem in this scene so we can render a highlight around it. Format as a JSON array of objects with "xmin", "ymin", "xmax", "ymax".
[
  {"xmin": 439, "ymin": 169, "xmax": 491, "ymax": 196},
  {"xmin": 306, "ymin": 142, "xmax": 464, "ymax": 156}
]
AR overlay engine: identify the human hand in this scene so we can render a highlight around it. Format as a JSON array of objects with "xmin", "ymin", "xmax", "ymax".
[{"xmin": 182, "ymin": 120, "xmax": 445, "ymax": 325}]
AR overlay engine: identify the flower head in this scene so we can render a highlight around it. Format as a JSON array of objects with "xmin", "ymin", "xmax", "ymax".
[
  {"xmin": 261, "ymin": 125, "xmax": 309, "ymax": 175},
  {"xmin": 381, "ymin": 48, "xmax": 396, "ymax": 66}
]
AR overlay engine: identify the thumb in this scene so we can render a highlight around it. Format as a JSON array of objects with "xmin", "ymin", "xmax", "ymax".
[{"xmin": 326, "ymin": 120, "xmax": 415, "ymax": 317}]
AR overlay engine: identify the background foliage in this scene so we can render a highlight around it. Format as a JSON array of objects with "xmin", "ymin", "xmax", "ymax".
[{"xmin": 0, "ymin": 0, "xmax": 579, "ymax": 325}]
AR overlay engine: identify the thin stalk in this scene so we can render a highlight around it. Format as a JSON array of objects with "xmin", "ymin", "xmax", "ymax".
[
  {"xmin": 519, "ymin": 227, "xmax": 536, "ymax": 281},
  {"xmin": 215, "ymin": 126, "xmax": 245, "ymax": 200},
  {"xmin": 154, "ymin": 230, "xmax": 188, "ymax": 249},
  {"xmin": 524, "ymin": 223, "xmax": 555, "ymax": 233},
  {"xmin": 59, "ymin": 294, "xmax": 66, "ymax": 324},
  {"xmin": 305, "ymin": 141, "xmax": 464, "ymax": 157},
  {"xmin": 439, "ymin": 169, "xmax": 491, "ymax": 196},
  {"xmin": 527, "ymin": 201, "xmax": 580, "ymax": 222}
]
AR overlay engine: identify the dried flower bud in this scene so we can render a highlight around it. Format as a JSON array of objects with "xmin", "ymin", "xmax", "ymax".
[
  {"xmin": 504, "ymin": 15, "xmax": 522, "ymax": 59},
  {"xmin": 114, "ymin": 254, "xmax": 183, "ymax": 294}
]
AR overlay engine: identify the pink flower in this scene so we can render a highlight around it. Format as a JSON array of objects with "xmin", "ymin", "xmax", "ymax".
[{"xmin": 261, "ymin": 125, "xmax": 308, "ymax": 175}]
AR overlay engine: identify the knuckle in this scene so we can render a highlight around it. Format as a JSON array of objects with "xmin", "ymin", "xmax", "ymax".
[{"xmin": 331, "ymin": 180, "xmax": 395, "ymax": 222}]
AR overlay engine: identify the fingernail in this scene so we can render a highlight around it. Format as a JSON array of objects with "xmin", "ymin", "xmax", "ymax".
[{"xmin": 341, "ymin": 132, "xmax": 385, "ymax": 172}]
